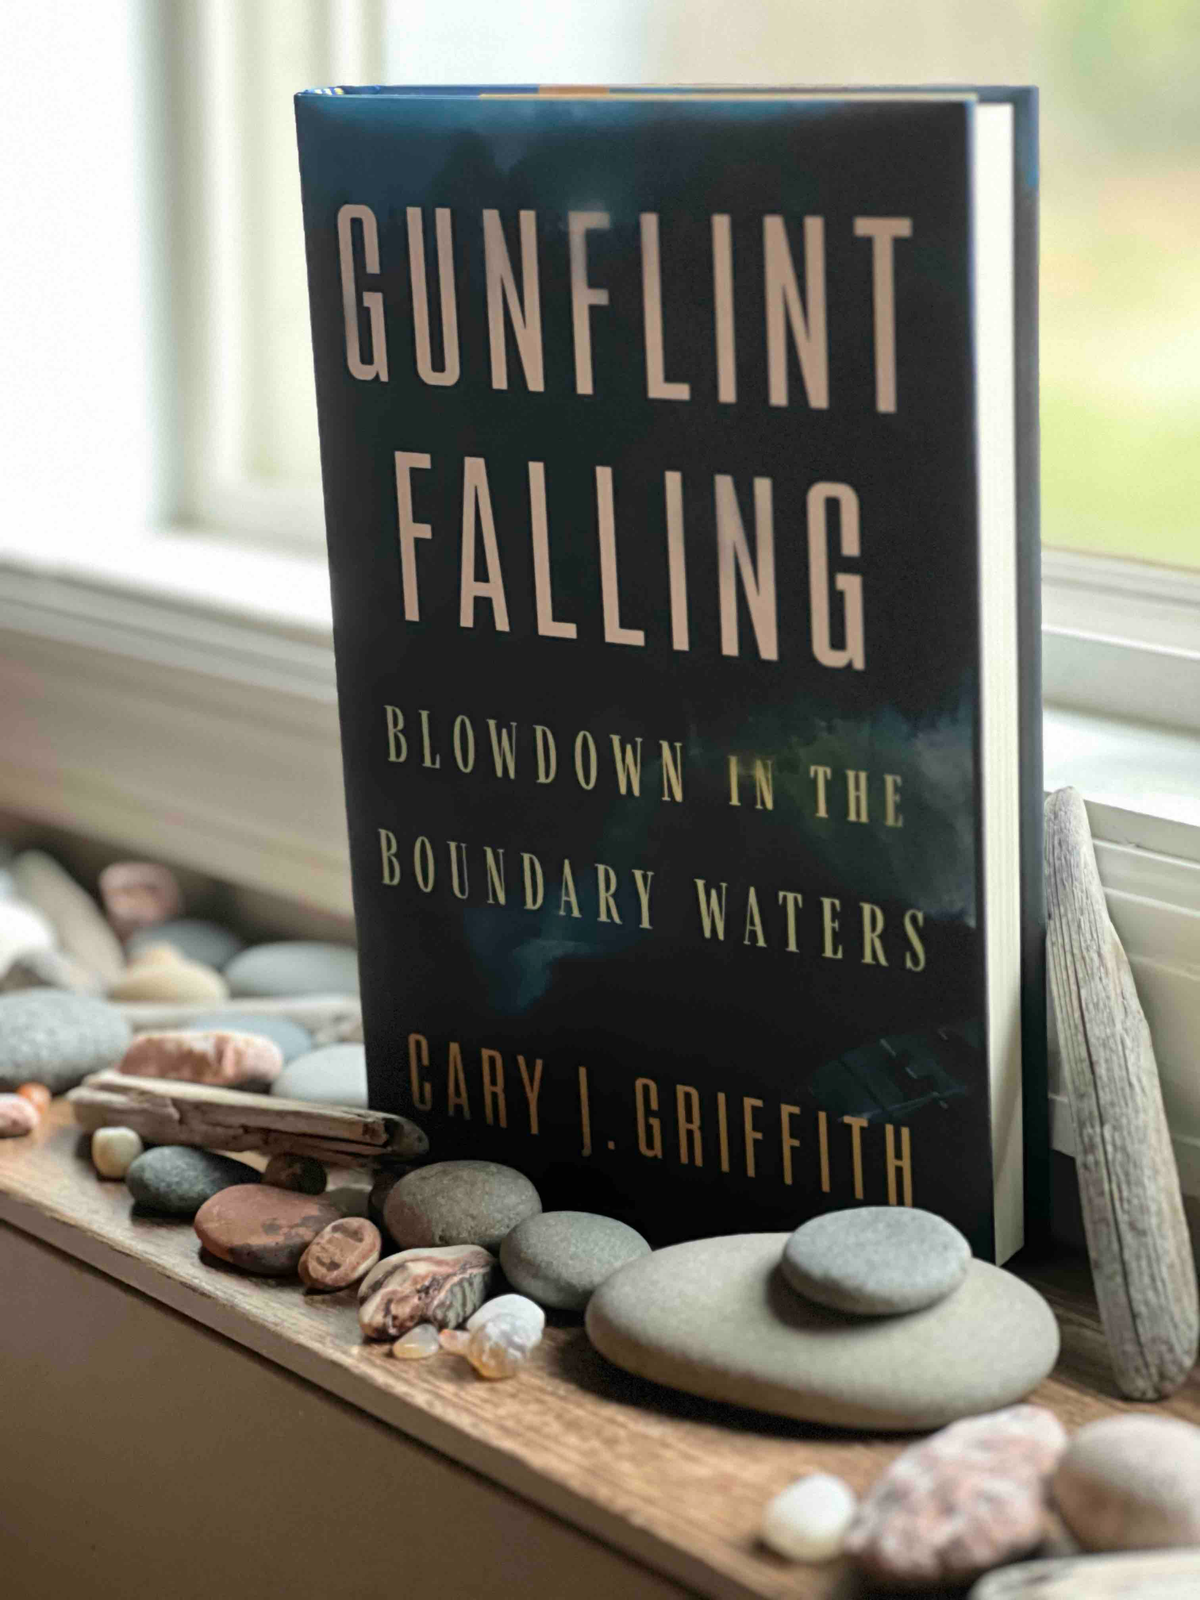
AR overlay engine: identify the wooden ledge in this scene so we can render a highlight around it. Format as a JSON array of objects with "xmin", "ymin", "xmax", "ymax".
[{"xmin": 1, "ymin": 1103, "xmax": 1197, "ymax": 1600}]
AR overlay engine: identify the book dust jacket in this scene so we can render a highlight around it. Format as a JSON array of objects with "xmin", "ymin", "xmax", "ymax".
[{"xmin": 296, "ymin": 88, "xmax": 1043, "ymax": 1259}]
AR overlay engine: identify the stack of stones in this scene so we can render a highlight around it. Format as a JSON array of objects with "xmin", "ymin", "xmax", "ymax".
[{"xmin": 358, "ymin": 1160, "xmax": 650, "ymax": 1379}]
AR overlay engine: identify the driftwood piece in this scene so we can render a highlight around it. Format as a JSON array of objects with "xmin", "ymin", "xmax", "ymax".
[
  {"xmin": 68, "ymin": 1071, "xmax": 426, "ymax": 1167},
  {"xmin": 115, "ymin": 994, "xmax": 363, "ymax": 1046},
  {"xmin": 970, "ymin": 1549, "xmax": 1200, "ymax": 1599},
  {"xmin": 1045, "ymin": 786, "xmax": 1198, "ymax": 1399}
]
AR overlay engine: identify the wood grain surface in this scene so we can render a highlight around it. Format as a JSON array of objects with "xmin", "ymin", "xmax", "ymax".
[
  {"xmin": 2, "ymin": 1102, "xmax": 1198, "ymax": 1600},
  {"xmin": 1045, "ymin": 786, "xmax": 1199, "ymax": 1398}
]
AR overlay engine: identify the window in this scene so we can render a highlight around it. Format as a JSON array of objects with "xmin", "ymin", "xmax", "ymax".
[{"xmin": 171, "ymin": 0, "xmax": 1200, "ymax": 575}]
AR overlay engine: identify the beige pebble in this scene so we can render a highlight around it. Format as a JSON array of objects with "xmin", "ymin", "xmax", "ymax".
[
  {"xmin": 0, "ymin": 1094, "xmax": 40, "ymax": 1137},
  {"xmin": 1053, "ymin": 1415, "xmax": 1200, "ymax": 1551},
  {"xmin": 118, "ymin": 1029, "xmax": 282, "ymax": 1088},
  {"xmin": 439, "ymin": 1329, "xmax": 470, "ymax": 1354},
  {"xmin": 108, "ymin": 946, "xmax": 229, "ymax": 1004},
  {"xmin": 393, "ymin": 1324, "xmax": 441, "ymax": 1360},
  {"xmin": 91, "ymin": 1125, "xmax": 145, "ymax": 1179},
  {"xmin": 11, "ymin": 850, "xmax": 125, "ymax": 984},
  {"xmin": 98, "ymin": 862, "xmax": 182, "ymax": 940},
  {"xmin": 761, "ymin": 1474, "xmax": 857, "ymax": 1562},
  {"xmin": 465, "ymin": 1308, "xmax": 543, "ymax": 1380}
]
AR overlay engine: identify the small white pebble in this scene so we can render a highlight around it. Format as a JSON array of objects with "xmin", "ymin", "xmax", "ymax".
[
  {"xmin": 760, "ymin": 1474, "xmax": 857, "ymax": 1563},
  {"xmin": 466, "ymin": 1310, "xmax": 543, "ymax": 1380},
  {"xmin": 392, "ymin": 1323, "xmax": 440, "ymax": 1360},
  {"xmin": 91, "ymin": 1126, "xmax": 145, "ymax": 1180},
  {"xmin": 466, "ymin": 1293, "xmax": 545, "ymax": 1336}
]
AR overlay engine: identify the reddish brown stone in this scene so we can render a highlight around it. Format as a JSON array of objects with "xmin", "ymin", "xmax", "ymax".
[
  {"xmin": 119, "ymin": 1029, "xmax": 283, "ymax": 1089},
  {"xmin": 844, "ymin": 1405, "xmax": 1068, "ymax": 1587},
  {"xmin": 358, "ymin": 1245, "xmax": 497, "ymax": 1340},
  {"xmin": 299, "ymin": 1217, "xmax": 381, "ymax": 1291},
  {"xmin": 99, "ymin": 862, "xmax": 182, "ymax": 939},
  {"xmin": 194, "ymin": 1184, "xmax": 342, "ymax": 1276},
  {"xmin": 0, "ymin": 1094, "xmax": 39, "ymax": 1137},
  {"xmin": 15, "ymin": 1082, "xmax": 52, "ymax": 1114}
]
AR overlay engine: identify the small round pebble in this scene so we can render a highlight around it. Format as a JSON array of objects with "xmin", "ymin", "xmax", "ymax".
[
  {"xmin": 126, "ymin": 1145, "xmax": 260, "ymax": 1217},
  {"xmin": 781, "ymin": 1206, "xmax": 972, "ymax": 1316},
  {"xmin": 263, "ymin": 1152, "xmax": 327, "ymax": 1195},
  {"xmin": 1053, "ymin": 1415, "xmax": 1200, "ymax": 1551},
  {"xmin": 108, "ymin": 945, "xmax": 229, "ymax": 1004},
  {"xmin": 0, "ymin": 989, "xmax": 131, "ymax": 1093},
  {"xmin": 188, "ymin": 1010, "xmax": 313, "ymax": 1063},
  {"xmin": 195, "ymin": 1184, "xmax": 343, "ymax": 1276},
  {"xmin": 466, "ymin": 1293, "xmax": 546, "ymax": 1336},
  {"xmin": 384, "ymin": 1160, "xmax": 541, "ymax": 1253},
  {"xmin": 761, "ymin": 1475, "xmax": 858, "ymax": 1563},
  {"xmin": 224, "ymin": 941, "xmax": 360, "ymax": 998},
  {"xmin": 128, "ymin": 918, "xmax": 244, "ymax": 970},
  {"xmin": 271, "ymin": 1043, "xmax": 367, "ymax": 1107},
  {"xmin": 91, "ymin": 1126, "xmax": 145, "ymax": 1179},
  {"xmin": 299, "ymin": 1216, "xmax": 381, "ymax": 1290},
  {"xmin": 393, "ymin": 1323, "xmax": 441, "ymax": 1360},
  {"xmin": 0, "ymin": 1094, "xmax": 39, "ymax": 1137},
  {"xmin": 16, "ymin": 1082, "xmax": 52, "ymax": 1114},
  {"xmin": 500, "ymin": 1211, "xmax": 651, "ymax": 1310},
  {"xmin": 466, "ymin": 1309, "xmax": 543, "ymax": 1380}
]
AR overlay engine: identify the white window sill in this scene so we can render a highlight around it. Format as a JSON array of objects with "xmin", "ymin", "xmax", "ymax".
[{"xmin": 3, "ymin": 532, "xmax": 1200, "ymax": 1196}]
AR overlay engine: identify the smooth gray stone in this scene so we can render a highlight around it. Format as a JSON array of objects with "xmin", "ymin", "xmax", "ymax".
[
  {"xmin": 224, "ymin": 941, "xmax": 359, "ymax": 998},
  {"xmin": 270, "ymin": 1043, "xmax": 367, "ymax": 1107},
  {"xmin": 188, "ymin": 1009, "xmax": 313, "ymax": 1063},
  {"xmin": 586, "ymin": 1234, "xmax": 1060, "ymax": 1432},
  {"xmin": 781, "ymin": 1205, "xmax": 971, "ymax": 1316},
  {"xmin": 125, "ymin": 1145, "xmax": 259, "ymax": 1217},
  {"xmin": 0, "ymin": 989, "xmax": 131, "ymax": 1093},
  {"xmin": 970, "ymin": 1550, "xmax": 1200, "ymax": 1599},
  {"xmin": 385, "ymin": 1160, "xmax": 541, "ymax": 1254},
  {"xmin": 500, "ymin": 1211, "xmax": 651, "ymax": 1310},
  {"xmin": 128, "ymin": 919, "xmax": 245, "ymax": 971}
]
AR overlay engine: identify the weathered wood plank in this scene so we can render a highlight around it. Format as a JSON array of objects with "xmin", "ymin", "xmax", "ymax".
[
  {"xmin": 67, "ymin": 1071, "xmax": 426, "ymax": 1165},
  {"xmin": 1044, "ymin": 785, "xmax": 1198, "ymax": 1398}
]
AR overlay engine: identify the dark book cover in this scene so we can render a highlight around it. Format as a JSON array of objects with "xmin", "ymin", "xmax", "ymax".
[{"xmin": 296, "ymin": 87, "xmax": 1043, "ymax": 1261}]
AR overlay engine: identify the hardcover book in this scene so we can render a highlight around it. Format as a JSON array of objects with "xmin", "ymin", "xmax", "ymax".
[{"xmin": 296, "ymin": 85, "xmax": 1043, "ymax": 1262}]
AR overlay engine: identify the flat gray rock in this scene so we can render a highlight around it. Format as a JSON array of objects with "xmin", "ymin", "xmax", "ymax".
[
  {"xmin": 782, "ymin": 1206, "xmax": 971, "ymax": 1316},
  {"xmin": 126, "ymin": 1145, "xmax": 259, "ymax": 1217},
  {"xmin": 0, "ymin": 989, "xmax": 131, "ymax": 1093},
  {"xmin": 188, "ymin": 1009, "xmax": 313, "ymax": 1063},
  {"xmin": 224, "ymin": 941, "xmax": 359, "ymax": 998},
  {"xmin": 129, "ymin": 919, "xmax": 245, "ymax": 970},
  {"xmin": 385, "ymin": 1160, "xmax": 541, "ymax": 1253},
  {"xmin": 586, "ymin": 1234, "xmax": 1060, "ymax": 1432},
  {"xmin": 270, "ymin": 1043, "xmax": 367, "ymax": 1107},
  {"xmin": 500, "ymin": 1211, "xmax": 651, "ymax": 1310}
]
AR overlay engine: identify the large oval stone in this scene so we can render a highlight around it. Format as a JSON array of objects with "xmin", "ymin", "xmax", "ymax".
[
  {"xmin": 500, "ymin": 1210, "xmax": 650, "ymax": 1310},
  {"xmin": 270, "ymin": 1043, "xmax": 367, "ymax": 1107},
  {"xmin": 1052, "ymin": 1415, "xmax": 1200, "ymax": 1551},
  {"xmin": 782, "ymin": 1205, "xmax": 971, "ymax": 1316},
  {"xmin": 384, "ymin": 1160, "xmax": 541, "ymax": 1253},
  {"xmin": 586, "ymin": 1234, "xmax": 1060, "ymax": 1432},
  {"xmin": 224, "ymin": 941, "xmax": 359, "ymax": 998},
  {"xmin": 194, "ymin": 1184, "xmax": 342, "ymax": 1275},
  {"xmin": 0, "ymin": 989, "xmax": 131, "ymax": 1093}
]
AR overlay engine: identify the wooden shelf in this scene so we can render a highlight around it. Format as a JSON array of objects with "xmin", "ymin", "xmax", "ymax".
[{"xmin": 1, "ymin": 1103, "xmax": 1197, "ymax": 1600}]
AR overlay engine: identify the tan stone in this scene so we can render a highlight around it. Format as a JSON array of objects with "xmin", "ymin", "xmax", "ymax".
[
  {"xmin": 108, "ymin": 947, "xmax": 229, "ymax": 1004},
  {"xmin": 845, "ymin": 1405, "xmax": 1068, "ymax": 1587},
  {"xmin": 1052, "ymin": 1415, "xmax": 1200, "ymax": 1551},
  {"xmin": 11, "ymin": 851, "xmax": 125, "ymax": 985},
  {"xmin": 118, "ymin": 1030, "xmax": 282, "ymax": 1089},
  {"xmin": 15, "ymin": 1083, "xmax": 51, "ymax": 1114}
]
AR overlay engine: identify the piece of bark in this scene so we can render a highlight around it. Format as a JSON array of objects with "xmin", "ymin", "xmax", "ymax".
[
  {"xmin": 68, "ymin": 1070, "xmax": 426, "ymax": 1167},
  {"xmin": 115, "ymin": 994, "xmax": 362, "ymax": 1046},
  {"xmin": 969, "ymin": 1548, "xmax": 1200, "ymax": 1598},
  {"xmin": 1044, "ymin": 786, "xmax": 1198, "ymax": 1398}
]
